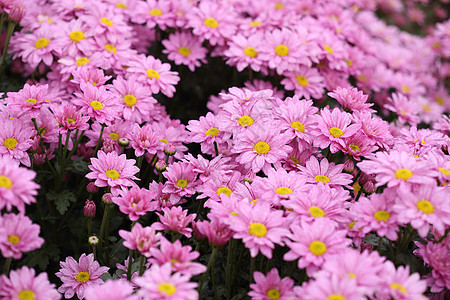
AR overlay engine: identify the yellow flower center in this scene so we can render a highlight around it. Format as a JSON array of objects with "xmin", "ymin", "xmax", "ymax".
[
  {"xmin": 244, "ymin": 47, "xmax": 258, "ymax": 58},
  {"xmin": 315, "ymin": 175, "xmax": 330, "ymax": 183},
  {"xmin": 435, "ymin": 96, "xmax": 444, "ymax": 105},
  {"xmin": 290, "ymin": 157, "xmax": 300, "ymax": 165},
  {"xmin": 67, "ymin": 118, "xmax": 75, "ymax": 124},
  {"xmin": 90, "ymin": 100, "xmax": 103, "ymax": 110},
  {"xmin": 204, "ymin": 17, "xmax": 218, "ymax": 28},
  {"xmin": 205, "ymin": 128, "xmax": 219, "ymax": 137},
  {"xmin": 401, "ymin": 86, "xmax": 411, "ymax": 94},
  {"xmin": 105, "ymin": 44, "xmax": 117, "ymax": 54},
  {"xmin": 353, "ymin": 182, "xmax": 361, "ymax": 194},
  {"xmin": 439, "ymin": 167, "xmax": 450, "ymax": 176},
  {"xmin": 309, "ymin": 206, "xmax": 325, "ymax": 217},
  {"xmin": 76, "ymin": 57, "xmax": 90, "ymax": 66},
  {"xmin": 178, "ymin": 47, "xmax": 191, "ymax": 57},
  {"xmin": 8, "ymin": 235, "xmax": 20, "ymax": 244},
  {"xmin": 249, "ymin": 222, "xmax": 267, "ymax": 237},
  {"xmin": 395, "ymin": 168, "xmax": 413, "ymax": 181},
  {"xmin": 159, "ymin": 138, "xmax": 169, "ymax": 144},
  {"xmin": 290, "ymin": 121, "xmax": 305, "ymax": 132},
  {"xmin": 267, "ymin": 288, "xmax": 281, "ymax": 299},
  {"xmin": 324, "ymin": 45, "xmax": 334, "ymax": 54},
  {"xmin": 230, "ymin": 211, "xmax": 239, "ymax": 216},
  {"xmin": 374, "ymin": 210, "xmax": 390, "ymax": 222},
  {"xmin": 0, "ymin": 175, "xmax": 12, "ymax": 189},
  {"xmin": 390, "ymin": 283, "xmax": 407, "ymax": 294},
  {"xmin": 417, "ymin": 200, "xmax": 434, "ymax": 214},
  {"xmin": 275, "ymin": 187, "xmax": 293, "ymax": 195},
  {"xmin": 275, "ymin": 2, "xmax": 284, "ymax": 9},
  {"xmin": 348, "ymin": 221, "xmax": 356, "ymax": 229},
  {"xmin": 4, "ymin": 138, "xmax": 18, "ymax": 149},
  {"xmin": 348, "ymin": 273, "xmax": 356, "ymax": 279},
  {"xmin": 105, "ymin": 169, "xmax": 120, "ymax": 180},
  {"xmin": 26, "ymin": 98, "xmax": 37, "ymax": 104},
  {"xmin": 149, "ymin": 9, "xmax": 162, "ymax": 16},
  {"xmin": 329, "ymin": 127, "xmax": 343, "ymax": 138},
  {"xmin": 123, "ymin": 94, "xmax": 137, "ymax": 107},
  {"xmin": 176, "ymin": 179, "xmax": 188, "ymax": 188},
  {"xmin": 69, "ymin": 30, "xmax": 85, "ymax": 42},
  {"xmin": 345, "ymin": 59, "xmax": 352, "ymax": 67},
  {"xmin": 254, "ymin": 141, "xmax": 270, "ymax": 154},
  {"xmin": 296, "ymin": 75, "xmax": 308, "ymax": 87},
  {"xmin": 249, "ymin": 21, "xmax": 261, "ymax": 27},
  {"xmin": 146, "ymin": 69, "xmax": 160, "ymax": 80},
  {"xmin": 216, "ymin": 187, "xmax": 232, "ymax": 196},
  {"xmin": 158, "ymin": 283, "xmax": 176, "ymax": 296},
  {"xmin": 275, "ymin": 44, "xmax": 289, "ymax": 56},
  {"xmin": 309, "ymin": 240, "xmax": 327, "ymax": 255},
  {"xmin": 328, "ymin": 295, "xmax": 345, "ymax": 300},
  {"xmin": 109, "ymin": 133, "xmax": 119, "ymax": 140},
  {"xmin": 100, "ymin": 17, "xmax": 113, "ymax": 26},
  {"xmin": 238, "ymin": 115, "xmax": 255, "ymax": 127},
  {"xmin": 18, "ymin": 290, "xmax": 35, "ymax": 300},
  {"xmin": 76, "ymin": 271, "xmax": 90, "ymax": 283},
  {"xmin": 35, "ymin": 38, "xmax": 49, "ymax": 49},
  {"xmin": 116, "ymin": 3, "xmax": 127, "ymax": 8},
  {"xmin": 349, "ymin": 144, "xmax": 360, "ymax": 151}
]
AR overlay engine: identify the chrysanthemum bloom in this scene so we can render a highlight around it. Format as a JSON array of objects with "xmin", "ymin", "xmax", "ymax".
[
  {"xmin": 353, "ymin": 112, "xmax": 393, "ymax": 149},
  {"xmin": 162, "ymin": 162, "xmax": 199, "ymax": 203},
  {"xmin": 384, "ymin": 93, "xmax": 420, "ymax": 125},
  {"xmin": 0, "ymin": 213, "xmax": 44, "ymax": 259},
  {"xmin": 85, "ymin": 279, "xmax": 138, "ymax": 300},
  {"xmin": 312, "ymin": 107, "xmax": 361, "ymax": 153},
  {"xmin": 119, "ymin": 222, "xmax": 160, "ymax": 257},
  {"xmin": 127, "ymin": 54, "xmax": 180, "ymax": 98},
  {"xmin": 85, "ymin": 120, "xmax": 133, "ymax": 154},
  {"xmin": 149, "ymin": 236, "xmax": 206, "ymax": 276},
  {"xmin": 337, "ymin": 132, "xmax": 378, "ymax": 161},
  {"xmin": 0, "ymin": 156, "xmax": 39, "ymax": 213},
  {"xmin": 0, "ymin": 117, "xmax": 35, "ymax": 167},
  {"xmin": 153, "ymin": 206, "xmax": 196, "ymax": 238},
  {"xmin": 71, "ymin": 67, "xmax": 112, "ymax": 88},
  {"xmin": 232, "ymin": 124, "xmax": 292, "ymax": 174},
  {"xmin": 284, "ymin": 218, "xmax": 351, "ymax": 275},
  {"xmin": 297, "ymin": 156, "xmax": 353, "ymax": 188},
  {"xmin": 73, "ymin": 83, "xmax": 121, "ymax": 124},
  {"xmin": 56, "ymin": 253, "xmax": 110, "ymax": 299},
  {"xmin": 199, "ymin": 171, "xmax": 241, "ymax": 205},
  {"xmin": 357, "ymin": 150, "xmax": 438, "ymax": 188},
  {"xmin": 162, "ymin": 31, "xmax": 207, "ymax": 72},
  {"xmin": 249, "ymin": 268, "xmax": 295, "ymax": 300},
  {"xmin": 328, "ymin": 86, "xmax": 374, "ymax": 113},
  {"xmin": 59, "ymin": 18, "xmax": 95, "ymax": 57},
  {"xmin": 86, "ymin": 150, "xmax": 139, "ymax": 194},
  {"xmin": 0, "ymin": 266, "xmax": 60, "ymax": 300},
  {"xmin": 135, "ymin": 263, "xmax": 198, "ymax": 300},
  {"xmin": 195, "ymin": 219, "xmax": 233, "ymax": 247},
  {"xmin": 133, "ymin": 0, "xmax": 176, "ymax": 30},
  {"xmin": 5, "ymin": 83, "xmax": 51, "ymax": 118},
  {"xmin": 393, "ymin": 185, "xmax": 450, "ymax": 238},
  {"xmin": 281, "ymin": 66, "xmax": 325, "ymax": 100},
  {"xmin": 113, "ymin": 186, "xmax": 158, "ymax": 221},
  {"xmin": 53, "ymin": 104, "xmax": 90, "ymax": 134},
  {"xmin": 224, "ymin": 32, "xmax": 265, "ymax": 72},
  {"xmin": 303, "ymin": 274, "xmax": 364, "ymax": 300},
  {"xmin": 130, "ymin": 123, "xmax": 163, "ymax": 158}
]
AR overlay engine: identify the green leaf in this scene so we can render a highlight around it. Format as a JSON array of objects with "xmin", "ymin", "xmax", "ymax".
[
  {"xmin": 102, "ymin": 272, "xmax": 113, "ymax": 282},
  {"xmin": 71, "ymin": 157, "xmax": 89, "ymax": 174},
  {"xmin": 47, "ymin": 190, "xmax": 76, "ymax": 215}
]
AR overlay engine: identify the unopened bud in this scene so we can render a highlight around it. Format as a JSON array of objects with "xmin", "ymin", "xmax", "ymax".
[
  {"xmin": 86, "ymin": 182, "xmax": 99, "ymax": 193},
  {"xmin": 363, "ymin": 181, "xmax": 375, "ymax": 194},
  {"xmin": 88, "ymin": 235, "xmax": 99, "ymax": 246},
  {"xmin": 243, "ymin": 171, "xmax": 256, "ymax": 184},
  {"xmin": 102, "ymin": 192, "xmax": 113, "ymax": 204},
  {"xmin": 155, "ymin": 159, "xmax": 167, "ymax": 172},
  {"xmin": 118, "ymin": 138, "xmax": 129, "ymax": 147},
  {"xmin": 83, "ymin": 200, "xmax": 96, "ymax": 217},
  {"xmin": 164, "ymin": 143, "xmax": 177, "ymax": 156},
  {"xmin": 343, "ymin": 160, "xmax": 354, "ymax": 173}
]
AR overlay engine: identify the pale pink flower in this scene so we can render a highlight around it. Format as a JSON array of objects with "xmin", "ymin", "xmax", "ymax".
[
  {"xmin": 153, "ymin": 206, "xmax": 196, "ymax": 238},
  {"xmin": 113, "ymin": 186, "xmax": 158, "ymax": 221},
  {"xmin": 0, "ymin": 117, "xmax": 35, "ymax": 167},
  {"xmin": 162, "ymin": 31, "xmax": 207, "ymax": 71},
  {"xmin": 119, "ymin": 222, "xmax": 160, "ymax": 257},
  {"xmin": 281, "ymin": 66, "xmax": 325, "ymax": 100},
  {"xmin": 130, "ymin": 123, "xmax": 163, "ymax": 157},
  {"xmin": 133, "ymin": 0, "xmax": 176, "ymax": 30},
  {"xmin": 303, "ymin": 274, "xmax": 364, "ymax": 300},
  {"xmin": 297, "ymin": 156, "xmax": 353, "ymax": 188},
  {"xmin": 6, "ymin": 83, "xmax": 51, "ymax": 118},
  {"xmin": 71, "ymin": 67, "xmax": 112, "ymax": 88},
  {"xmin": 194, "ymin": 219, "xmax": 233, "ymax": 247},
  {"xmin": 385, "ymin": 93, "xmax": 420, "ymax": 125},
  {"xmin": 249, "ymin": 268, "xmax": 295, "ymax": 300},
  {"xmin": 53, "ymin": 104, "xmax": 90, "ymax": 133},
  {"xmin": 328, "ymin": 86, "xmax": 374, "ymax": 113},
  {"xmin": 353, "ymin": 112, "xmax": 393, "ymax": 149},
  {"xmin": 162, "ymin": 162, "xmax": 199, "ymax": 203},
  {"xmin": 224, "ymin": 32, "xmax": 265, "ymax": 72},
  {"xmin": 85, "ymin": 279, "xmax": 138, "ymax": 300},
  {"xmin": 337, "ymin": 132, "xmax": 379, "ymax": 160}
]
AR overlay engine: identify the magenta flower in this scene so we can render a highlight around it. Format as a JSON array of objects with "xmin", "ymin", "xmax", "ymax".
[
  {"xmin": 53, "ymin": 104, "xmax": 90, "ymax": 133},
  {"xmin": 85, "ymin": 279, "xmax": 138, "ymax": 300},
  {"xmin": 113, "ymin": 186, "xmax": 158, "ymax": 221},
  {"xmin": 384, "ymin": 93, "xmax": 420, "ymax": 125},
  {"xmin": 56, "ymin": 253, "xmax": 109, "ymax": 299},
  {"xmin": 130, "ymin": 123, "xmax": 163, "ymax": 157},
  {"xmin": 0, "ymin": 213, "xmax": 44, "ymax": 259},
  {"xmin": 195, "ymin": 219, "xmax": 233, "ymax": 247},
  {"xmin": 162, "ymin": 31, "xmax": 207, "ymax": 72},
  {"xmin": 119, "ymin": 223, "xmax": 160, "ymax": 257},
  {"xmin": 249, "ymin": 268, "xmax": 295, "ymax": 300},
  {"xmin": 0, "ymin": 117, "xmax": 35, "ymax": 167},
  {"xmin": 224, "ymin": 32, "xmax": 265, "ymax": 72},
  {"xmin": 328, "ymin": 86, "xmax": 374, "ymax": 113},
  {"xmin": 5, "ymin": 83, "xmax": 51, "ymax": 118},
  {"xmin": 297, "ymin": 156, "xmax": 353, "ymax": 188},
  {"xmin": 153, "ymin": 206, "xmax": 196, "ymax": 238},
  {"xmin": 281, "ymin": 66, "xmax": 325, "ymax": 100},
  {"xmin": 162, "ymin": 162, "xmax": 199, "ymax": 203}
]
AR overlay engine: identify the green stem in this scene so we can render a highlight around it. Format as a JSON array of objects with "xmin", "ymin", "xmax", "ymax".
[
  {"xmin": 225, "ymin": 239, "xmax": 235, "ymax": 300},
  {"xmin": 213, "ymin": 141, "xmax": 219, "ymax": 157},
  {"xmin": 211, "ymin": 264, "xmax": 219, "ymax": 300},
  {"xmin": 139, "ymin": 255, "xmax": 146, "ymax": 276},
  {"xmin": 93, "ymin": 124, "xmax": 106, "ymax": 156},
  {"xmin": 2, "ymin": 257, "xmax": 12, "ymax": 276},
  {"xmin": 249, "ymin": 255, "xmax": 256, "ymax": 283},
  {"xmin": 0, "ymin": 12, "xmax": 6, "ymax": 38},
  {"xmin": 126, "ymin": 250, "xmax": 134, "ymax": 281},
  {"xmin": 87, "ymin": 218, "xmax": 92, "ymax": 236},
  {"xmin": 66, "ymin": 130, "xmax": 85, "ymax": 162},
  {"xmin": 62, "ymin": 130, "xmax": 71, "ymax": 166},
  {"xmin": 98, "ymin": 204, "xmax": 110, "ymax": 261},
  {"xmin": 198, "ymin": 247, "xmax": 219, "ymax": 293},
  {"xmin": 0, "ymin": 20, "xmax": 16, "ymax": 73},
  {"xmin": 436, "ymin": 227, "xmax": 450, "ymax": 243}
]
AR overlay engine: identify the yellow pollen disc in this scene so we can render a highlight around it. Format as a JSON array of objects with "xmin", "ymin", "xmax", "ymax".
[
  {"xmin": 204, "ymin": 17, "xmax": 218, "ymax": 28},
  {"xmin": 353, "ymin": 182, "xmax": 361, "ymax": 194},
  {"xmin": 329, "ymin": 127, "xmax": 343, "ymax": 138},
  {"xmin": 123, "ymin": 94, "xmax": 137, "ymax": 107},
  {"xmin": 244, "ymin": 47, "xmax": 258, "ymax": 58},
  {"xmin": 411, "ymin": 154, "xmax": 419, "ymax": 158},
  {"xmin": 76, "ymin": 271, "xmax": 90, "ymax": 283},
  {"xmin": 254, "ymin": 141, "xmax": 270, "ymax": 155},
  {"xmin": 345, "ymin": 58, "xmax": 352, "ymax": 67},
  {"xmin": 35, "ymin": 38, "xmax": 49, "ymax": 49},
  {"xmin": 116, "ymin": 3, "xmax": 127, "ymax": 8},
  {"xmin": 439, "ymin": 167, "xmax": 450, "ymax": 176},
  {"xmin": 401, "ymin": 86, "xmax": 411, "ymax": 94},
  {"xmin": 238, "ymin": 115, "xmax": 255, "ymax": 127},
  {"xmin": 18, "ymin": 290, "xmax": 35, "ymax": 300},
  {"xmin": 0, "ymin": 175, "xmax": 12, "ymax": 189},
  {"xmin": 159, "ymin": 138, "xmax": 168, "ymax": 144},
  {"xmin": 374, "ymin": 210, "xmax": 390, "ymax": 222},
  {"xmin": 358, "ymin": 75, "xmax": 367, "ymax": 82},
  {"xmin": 324, "ymin": 45, "xmax": 334, "ymax": 54},
  {"xmin": 205, "ymin": 128, "xmax": 219, "ymax": 137},
  {"xmin": 100, "ymin": 17, "xmax": 113, "ymax": 26},
  {"xmin": 249, "ymin": 222, "xmax": 267, "ymax": 237},
  {"xmin": 275, "ymin": 44, "xmax": 289, "ymax": 56},
  {"xmin": 348, "ymin": 273, "xmax": 356, "ymax": 279},
  {"xmin": 249, "ymin": 21, "xmax": 261, "ymax": 27},
  {"xmin": 8, "ymin": 235, "xmax": 20, "ymax": 244},
  {"xmin": 26, "ymin": 98, "xmax": 37, "ymax": 104},
  {"xmin": 146, "ymin": 69, "xmax": 160, "ymax": 80},
  {"xmin": 109, "ymin": 132, "xmax": 119, "ymax": 140},
  {"xmin": 69, "ymin": 30, "xmax": 85, "ymax": 42},
  {"xmin": 395, "ymin": 168, "xmax": 413, "ymax": 181},
  {"xmin": 176, "ymin": 179, "xmax": 188, "ymax": 188},
  {"xmin": 149, "ymin": 8, "xmax": 162, "ymax": 16},
  {"xmin": 290, "ymin": 157, "xmax": 301, "ymax": 165},
  {"xmin": 423, "ymin": 104, "xmax": 431, "ymax": 112},
  {"xmin": 327, "ymin": 294, "xmax": 345, "ymax": 300},
  {"xmin": 230, "ymin": 211, "xmax": 239, "ymax": 216},
  {"xmin": 90, "ymin": 100, "xmax": 103, "ymax": 110},
  {"xmin": 435, "ymin": 96, "xmax": 444, "ymax": 105},
  {"xmin": 348, "ymin": 221, "xmax": 356, "ymax": 229},
  {"xmin": 178, "ymin": 47, "xmax": 191, "ymax": 57},
  {"xmin": 105, "ymin": 44, "xmax": 117, "ymax": 54},
  {"xmin": 417, "ymin": 200, "xmax": 434, "ymax": 214},
  {"xmin": 315, "ymin": 175, "xmax": 330, "ymax": 183},
  {"xmin": 309, "ymin": 206, "xmax": 325, "ymax": 217},
  {"xmin": 158, "ymin": 283, "xmax": 176, "ymax": 296},
  {"xmin": 275, "ymin": 2, "xmax": 284, "ymax": 9},
  {"xmin": 390, "ymin": 283, "xmax": 407, "ymax": 294},
  {"xmin": 267, "ymin": 288, "xmax": 281, "ymax": 299},
  {"xmin": 349, "ymin": 144, "xmax": 360, "ymax": 151},
  {"xmin": 105, "ymin": 169, "xmax": 120, "ymax": 180},
  {"xmin": 4, "ymin": 138, "xmax": 18, "ymax": 150},
  {"xmin": 76, "ymin": 57, "xmax": 90, "ymax": 66},
  {"xmin": 309, "ymin": 240, "xmax": 327, "ymax": 255},
  {"xmin": 217, "ymin": 187, "xmax": 232, "ymax": 196},
  {"xmin": 296, "ymin": 75, "xmax": 308, "ymax": 87},
  {"xmin": 275, "ymin": 187, "xmax": 293, "ymax": 195},
  {"xmin": 291, "ymin": 121, "xmax": 305, "ymax": 132},
  {"xmin": 67, "ymin": 118, "xmax": 75, "ymax": 124}
]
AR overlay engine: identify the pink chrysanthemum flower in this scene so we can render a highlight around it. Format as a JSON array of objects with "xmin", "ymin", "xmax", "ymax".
[
  {"xmin": 119, "ymin": 222, "xmax": 160, "ymax": 257},
  {"xmin": 328, "ymin": 86, "xmax": 374, "ymax": 113},
  {"xmin": 56, "ymin": 253, "xmax": 109, "ymax": 299},
  {"xmin": 135, "ymin": 263, "xmax": 198, "ymax": 300},
  {"xmin": 194, "ymin": 219, "xmax": 233, "ymax": 247},
  {"xmin": 113, "ymin": 186, "xmax": 158, "ymax": 221},
  {"xmin": 59, "ymin": 18, "xmax": 95, "ymax": 57},
  {"xmin": 5, "ymin": 83, "xmax": 51, "ymax": 118},
  {"xmin": 385, "ymin": 93, "xmax": 420, "ymax": 125},
  {"xmin": 337, "ymin": 132, "xmax": 379, "ymax": 161},
  {"xmin": 85, "ymin": 279, "xmax": 138, "ymax": 300},
  {"xmin": 249, "ymin": 268, "xmax": 295, "ymax": 300},
  {"xmin": 162, "ymin": 31, "xmax": 207, "ymax": 72},
  {"xmin": 149, "ymin": 236, "xmax": 206, "ymax": 276},
  {"xmin": 228, "ymin": 202, "xmax": 290, "ymax": 259},
  {"xmin": 199, "ymin": 171, "xmax": 241, "ymax": 205},
  {"xmin": 85, "ymin": 120, "xmax": 133, "ymax": 154},
  {"xmin": 357, "ymin": 150, "xmax": 438, "ymax": 188},
  {"xmin": 153, "ymin": 206, "xmax": 196, "ymax": 238},
  {"xmin": 0, "ymin": 213, "xmax": 44, "ymax": 259},
  {"xmin": 133, "ymin": 0, "xmax": 176, "ymax": 30},
  {"xmin": 0, "ymin": 117, "xmax": 35, "ymax": 167},
  {"xmin": 71, "ymin": 67, "xmax": 112, "ymax": 88},
  {"xmin": 281, "ymin": 66, "xmax": 326, "ymax": 100},
  {"xmin": 86, "ymin": 150, "xmax": 139, "ymax": 194},
  {"xmin": 162, "ymin": 162, "xmax": 199, "ymax": 203},
  {"xmin": 232, "ymin": 124, "xmax": 292, "ymax": 174},
  {"xmin": 297, "ymin": 156, "xmax": 353, "ymax": 188},
  {"xmin": 0, "ymin": 266, "xmax": 60, "ymax": 300},
  {"xmin": 130, "ymin": 123, "xmax": 163, "ymax": 157},
  {"xmin": 303, "ymin": 274, "xmax": 364, "ymax": 300},
  {"xmin": 0, "ymin": 156, "xmax": 39, "ymax": 213},
  {"xmin": 224, "ymin": 32, "xmax": 265, "ymax": 72},
  {"xmin": 353, "ymin": 112, "xmax": 393, "ymax": 149},
  {"xmin": 53, "ymin": 104, "xmax": 90, "ymax": 134}
]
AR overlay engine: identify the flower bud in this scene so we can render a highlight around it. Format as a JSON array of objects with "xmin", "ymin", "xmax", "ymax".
[
  {"xmin": 88, "ymin": 235, "xmax": 99, "ymax": 246},
  {"xmin": 86, "ymin": 182, "xmax": 99, "ymax": 193},
  {"xmin": 102, "ymin": 192, "xmax": 113, "ymax": 204},
  {"xmin": 83, "ymin": 200, "xmax": 96, "ymax": 217},
  {"xmin": 164, "ymin": 143, "xmax": 176, "ymax": 156},
  {"xmin": 363, "ymin": 181, "xmax": 375, "ymax": 194},
  {"xmin": 155, "ymin": 159, "xmax": 167, "ymax": 172},
  {"xmin": 343, "ymin": 160, "xmax": 354, "ymax": 173},
  {"xmin": 118, "ymin": 138, "xmax": 129, "ymax": 147}
]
